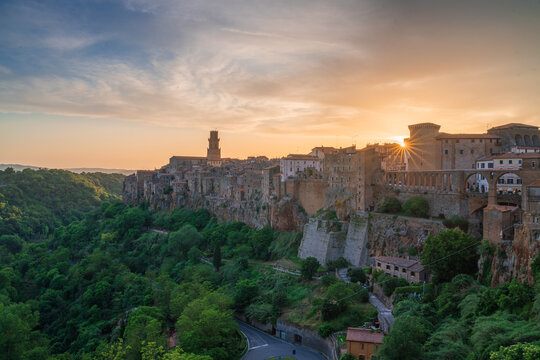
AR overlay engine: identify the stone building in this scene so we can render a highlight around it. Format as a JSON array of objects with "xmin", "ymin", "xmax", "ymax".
[
  {"xmin": 345, "ymin": 328, "xmax": 384, "ymax": 360},
  {"xmin": 279, "ymin": 154, "xmax": 321, "ymax": 181},
  {"xmin": 207, "ymin": 130, "xmax": 222, "ymax": 167},
  {"xmin": 404, "ymin": 122, "xmax": 503, "ymax": 171},
  {"xmin": 438, "ymin": 133, "xmax": 501, "ymax": 170},
  {"xmin": 374, "ymin": 256, "xmax": 429, "ymax": 283},
  {"xmin": 487, "ymin": 123, "xmax": 540, "ymax": 151}
]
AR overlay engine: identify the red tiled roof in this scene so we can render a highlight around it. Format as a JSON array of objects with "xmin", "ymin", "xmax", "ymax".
[
  {"xmin": 528, "ymin": 180, "xmax": 540, "ymax": 187},
  {"xmin": 346, "ymin": 328, "xmax": 384, "ymax": 344}
]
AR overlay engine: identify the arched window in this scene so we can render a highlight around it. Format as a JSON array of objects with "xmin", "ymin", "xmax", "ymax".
[
  {"xmin": 524, "ymin": 135, "xmax": 532, "ymax": 146},
  {"xmin": 532, "ymin": 135, "xmax": 540, "ymax": 146},
  {"xmin": 515, "ymin": 134, "xmax": 524, "ymax": 146}
]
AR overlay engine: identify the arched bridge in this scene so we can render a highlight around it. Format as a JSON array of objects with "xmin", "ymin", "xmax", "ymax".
[{"xmin": 384, "ymin": 168, "xmax": 540, "ymax": 208}]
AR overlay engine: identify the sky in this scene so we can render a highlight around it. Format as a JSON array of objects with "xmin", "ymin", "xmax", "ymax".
[{"xmin": 1, "ymin": 0, "xmax": 540, "ymax": 169}]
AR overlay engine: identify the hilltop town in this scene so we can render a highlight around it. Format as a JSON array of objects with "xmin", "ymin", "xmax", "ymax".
[{"xmin": 123, "ymin": 123, "xmax": 540, "ymax": 286}]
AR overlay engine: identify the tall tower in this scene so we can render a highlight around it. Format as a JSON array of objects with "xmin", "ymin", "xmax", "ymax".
[{"xmin": 207, "ymin": 130, "xmax": 222, "ymax": 166}]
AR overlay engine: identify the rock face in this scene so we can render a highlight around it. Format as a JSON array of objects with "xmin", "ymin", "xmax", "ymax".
[
  {"xmin": 298, "ymin": 213, "xmax": 445, "ymax": 267},
  {"xmin": 485, "ymin": 213, "xmax": 540, "ymax": 287}
]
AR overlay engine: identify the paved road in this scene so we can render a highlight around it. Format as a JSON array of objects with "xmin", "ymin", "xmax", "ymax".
[
  {"xmin": 336, "ymin": 268, "xmax": 394, "ymax": 334},
  {"xmin": 237, "ymin": 321, "xmax": 326, "ymax": 360}
]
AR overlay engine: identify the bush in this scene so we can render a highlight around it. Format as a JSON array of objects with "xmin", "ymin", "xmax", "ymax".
[
  {"xmin": 322, "ymin": 274, "xmax": 338, "ymax": 286},
  {"xmin": 381, "ymin": 197, "xmax": 402, "ymax": 214},
  {"xmin": 393, "ymin": 285, "xmax": 424, "ymax": 295},
  {"xmin": 443, "ymin": 214, "xmax": 469, "ymax": 232},
  {"xmin": 341, "ymin": 354, "xmax": 357, "ymax": 360},
  {"xmin": 327, "ymin": 257, "xmax": 349, "ymax": 271},
  {"xmin": 347, "ymin": 269, "xmax": 366, "ymax": 283},
  {"xmin": 317, "ymin": 323, "xmax": 334, "ymax": 338},
  {"xmin": 402, "ymin": 196, "xmax": 429, "ymax": 218},
  {"xmin": 382, "ymin": 277, "xmax": 409, "ymax": 297},
  {"xmin": 407, "ymin": 245, "xmax": 418, "ymax": 257},
  {"xmin": 301, "ymin": 257, "xmax": 320, "ymax": 280}
]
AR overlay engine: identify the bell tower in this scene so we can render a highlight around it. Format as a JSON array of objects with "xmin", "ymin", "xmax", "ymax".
[{"xmin": 207, "ymin": 130, "xmax": 222, "ymax": 166}]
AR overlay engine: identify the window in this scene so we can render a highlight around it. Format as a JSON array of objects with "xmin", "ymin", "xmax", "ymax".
[
  {"xmin": 499, "ymin": 178, "xmax": 505, "ymax": 184},
  {"xmin": 471, "ymin": 149, "xmax": 475, "ymax": 154},
  {"xmin": 456, "ymin": 139, "xmax": 460, "ymax": 143},
  {"xmin": 472, "ymin": 139, "xmax": 475, "ymax": 143},
  {"xmin": 402, "ymin": 268, "xmax": 406, "ymax": 273},
  {"xmin": 377, "ymin": 262, "xmax": 381, "ymax": 267},
  {"xmin": 386, "ymin": 265, "xmax": 390, "ymax": 270},
  {"xmin": 481, "ymin": 163, "xmax": 485, "ymax": 169},
  {"xmin": 444, "ymin": 149, "xmax": 449, "ymax": 155},
  {"xmin": 519, "ymin": 160, "xmax": 522, "ymax": 164},
  {"xmin": 394, "ymin": 266, "xmax": 399, "ymax": 271},
  {"xmin": 509, "ymin": 160, "xmax": 513, "ymax": 164},
  {"xmin": 507, "ymin": 179, "xmax": 514, "ymax": 184},
  {"xmin": 488, "ymin": 163, "xmax": 494, "ymax": 169},
  {"xmin": 411, "ymin": 272, "xmax": 415, "ymax": 277},
  {"xmin": 500, "ymin": 160, "xmax": 504, "ymax": 164},
  {"xmin": 445, "ymin": 140, "xmax": 448, "ymax": 143},
  {"xmin": 536, "ymin": 233, "xmax": 540, "ymax": 241},
  {"xmin": 517, "ymin": 179, "xmax": 522, "ymax": 184},
  {"xmin": 480, "ymin": 139, "xmax": 483, "ymax": 143}
]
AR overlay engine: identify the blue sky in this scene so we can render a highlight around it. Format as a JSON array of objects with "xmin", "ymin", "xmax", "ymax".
[{"xmin": 1, "ymin": 0, "xmax": 540, "ymax": 168}]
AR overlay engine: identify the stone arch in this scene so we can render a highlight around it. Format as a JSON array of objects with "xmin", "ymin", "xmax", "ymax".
[
  {"xmin": 515, "ymin": 134, "xmax": 524, "ymax": 146},
  {"xmin": 524, "ymin": 135, "xmax": 532, "ymax": 147},
  {"xmin": 494, "ymin": 171, "xmax": 523, "ymax": 203},
  {"xmin": 533, "ymin": 135, "xmax": 540, "ymax": 146},
  {"xmin": 464, "ymin": 172, "xmax": 487, "ymax": 193}
]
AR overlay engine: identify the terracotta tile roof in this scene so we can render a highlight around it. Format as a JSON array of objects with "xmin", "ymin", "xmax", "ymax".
[
  {"xmin": 528, "ymin": 180, "xmax": 540, "ymax": 187},
  {"xmin": 489, "ymin": 123, "xmax": 539, "ymax": 130},
  {"xmin": 346, "ymin": 328, "xmax": 384, "ymax": 344}
]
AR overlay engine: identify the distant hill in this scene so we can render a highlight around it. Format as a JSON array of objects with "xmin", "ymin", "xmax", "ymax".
[
  {"xmin": 0, "ymin": 164, "xmax": 135, "ymax": 176},
  {"xmin": 0, "ymin": 168, "xmax": 125, "ymax": 240}
]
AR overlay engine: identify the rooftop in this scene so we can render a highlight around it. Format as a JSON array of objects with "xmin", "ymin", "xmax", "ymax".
[
  {"xmin": 489, "ymin": 123, "xmax": 539, "ymax": 130},
  {"xmin": 346, "ymin": 328, "xmax": 384, "ymax": 344},
  {"xmin": 375, "ymin": 256, "xmax": 422, "ymax": 269},
  {"xmin": 436, "ymin": 133, "xmax": 500, "ymax": 139}
]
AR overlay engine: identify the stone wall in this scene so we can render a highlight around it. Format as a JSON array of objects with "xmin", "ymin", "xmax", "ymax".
[
  {"xmin": 298, "ymin": 212, "xmax": 445, "ymax": 267},
  {"xmin": 298, "ymin": 218, "xmax": 348, "ymax": 265},
  {"xmin": 276, "ymin": 320, "xmax": 333, "ymax": 360},
  {"xmin": 393, "ymin": 191, "xmax": 468, "ymax": 218}
]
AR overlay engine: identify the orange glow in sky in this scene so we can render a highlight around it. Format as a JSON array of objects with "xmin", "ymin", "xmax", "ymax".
[{"xmin": 1, "ymin": 1, "xmax": 539, "ymax": 169}]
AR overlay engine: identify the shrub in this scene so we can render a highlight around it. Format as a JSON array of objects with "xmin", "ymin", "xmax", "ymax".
[
  {"xmin": 347, "ymin": 269, "xmax": 366, "ymax": 283},
  {"xmin": 382, "ymin": 277, "xmax": 409, "ymax": 297},
  {"xmin": 317, "ymin": 323, "xmax": 334, "ymax": 338},
  {"xmin": 402, "ymin": 196, "xmax": 429, "ymax": 218},
  {"xmin": 381, "ymin": 197, "xmax": 402, "ymax": 214},
  {"xmin": 327, "ymin": 257, "xmax": 349, "ymax": 270},
  {"xmin": 443, "ymin": 214, "xmax": 469, "ymax": 232},
  {"xmin": 301, "ymin": 257, "xmax": 320, "ymax": 280},
  {"xmin": 407, "ymin": 245, "xmax": 418, "ymax": 257},
  {"xmin": 322, "ymin": 274, "xmax": 338, "ymax": 286}
]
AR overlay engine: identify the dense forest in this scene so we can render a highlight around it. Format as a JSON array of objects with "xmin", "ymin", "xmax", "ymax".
[
  {"xmin": 1, "ymin": 168, "xmax": 539, "ymax": 360},
  {"xmin": 0, "ymin": 168, "xmax": 124, "ymax": 240}
]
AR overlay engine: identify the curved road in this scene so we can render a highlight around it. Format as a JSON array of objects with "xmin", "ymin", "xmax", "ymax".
[{"xmin": 237, "ymin": 321, "xmax": 326, "ymax": 360}]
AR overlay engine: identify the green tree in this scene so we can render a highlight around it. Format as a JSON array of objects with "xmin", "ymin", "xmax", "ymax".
[
  {"xmin": 301, "ymin": 257, "xmax": 320, "ymax": 280},
  {"xmin": 378, "ymin": 315, "xmax": 432, "ymax": 360},
  {"xmin": 402, "ymin": 196, "xmax": 429, "ymax": 218},
  {"xmin": 212, "ymin": 243, "xmax": 222, "ymax": 271},
  {"xmin": 490, "ymin": 343, "xmax": 540, "ymax": 360},
  {"xmin": 420, "ymin": 229, "xmax": 478, "ymax": 283},
  {"xmin": 381, "ymin": 197, "xmax": 401, "ymax": 214}
]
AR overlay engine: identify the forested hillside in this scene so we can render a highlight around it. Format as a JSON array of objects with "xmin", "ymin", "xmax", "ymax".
[
  {"xmin": 0, "ymin": 203, "xmax": 374, "ymax": 360},
  {"xmin": 0, "ymin": 168, "xmax": 124, "ymax": 240}
]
